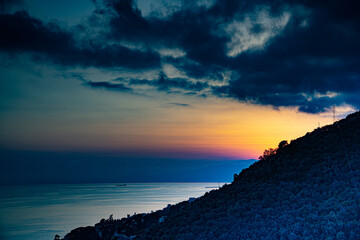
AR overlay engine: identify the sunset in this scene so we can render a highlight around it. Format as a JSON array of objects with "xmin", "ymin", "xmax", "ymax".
[{"xmin": 0, "ymin": 0, "xmax": 359, "ymax": 239}]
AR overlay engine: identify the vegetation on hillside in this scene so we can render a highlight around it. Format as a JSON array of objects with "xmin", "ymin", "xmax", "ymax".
[{"xmin": 62, "ymin": 111, "xmax": 360, "ymax": 240}]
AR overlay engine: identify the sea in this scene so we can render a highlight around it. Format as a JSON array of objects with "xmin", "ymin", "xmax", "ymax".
[{"xmin": 0, "ymin": 182, "xmax": 222, "ymax": 240}]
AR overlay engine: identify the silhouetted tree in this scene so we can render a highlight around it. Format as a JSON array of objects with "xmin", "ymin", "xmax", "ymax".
[
  {"xmin": 278, "ymin": 140, "xmax": 288, "ymax": 149},
  {"xmin": 259, "ymin": 148, "xmax": 277, "ymax": 160}
]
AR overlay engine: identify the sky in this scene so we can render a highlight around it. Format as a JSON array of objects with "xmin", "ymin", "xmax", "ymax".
[{"xmin": 0, "ymin": 0, "xmax": 359, "ymax": 183}]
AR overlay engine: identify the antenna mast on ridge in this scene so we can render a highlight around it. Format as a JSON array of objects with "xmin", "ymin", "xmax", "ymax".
[{"xmin": 333, "ymin": 105, "xmax": 336, "ymax": 123}]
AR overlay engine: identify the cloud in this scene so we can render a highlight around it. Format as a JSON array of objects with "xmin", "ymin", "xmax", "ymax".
[
  {"xmin": 0, "ymin": 10, "xmax": 161, "ymax": 69},
  {"xmin": 69, "ymin": 71, "xmax": 207, "ymax": 95},
  {"xmin": 84, "ymin": 81, "xmax": 133, "ymax": 92},
  {"xmin": 102, "ymin": 0, "xmax": 360, "ymax": 113},
  {"xmin": 64, "ymin": 72, "xmax": 134, "ymax": 92},
  {"xmin": 218, "ymin": 1, "xmax": 360, "ymax": 113},
  {"xmin": 127, "ymin": 72, "xmax": 209, "ymax": 92},
  {"xmin": 1, "ymin": 0, "xmax": 360, "ymax": 113},
  {"xmin": 224, "ymin": 8, "xmax": 291, "ymax": 57},
  {"xmin": 0, "ymin": 0, "xmax": 23, "ymax": 13},
  {"xmin": 166, "ymin": 102, "xmax": 191, "ymax": 107}
]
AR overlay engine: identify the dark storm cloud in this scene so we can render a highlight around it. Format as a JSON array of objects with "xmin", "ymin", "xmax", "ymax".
[
  {"xmin": 85, "ymin": 81, "xmax": 133, "ymax": 92},
  {"xmin": 127, "ymin": 72, "xmax": 209, "ymax": 92},
  {"xmin": 220, "ymin": 0, "xmax": 360, "ymax": 113},
  {"xmin": 70, "ymin": 71, "xmax": 207, "ymax": 95},
  {"xmin": 0, "ymin": 0, "xmax": 23, "ymax": 12},
  {"xmin": 165, "ymin": 57, "xmax": 226, "ymax": 81},
  {"xmin": 78, "ymin": 0, "xmax": 360, "ymax": 113},
  {"xmin": 0, "ymin": 11, "xmax": 160, "ymax": 69},
  {"xmin": 64, "ymin": 72, "xmax": 134, "ymax": 92},
  {"xmin": 1, "ymin": 0, "xmax": 360, "ymax": 113},
  {"xmin": 100, "ymin": 0, "xmax": 228, "ymax": 64},
  {"xmin": 166, "ymin": 103, "xmax": 191, "ymax": 107}
]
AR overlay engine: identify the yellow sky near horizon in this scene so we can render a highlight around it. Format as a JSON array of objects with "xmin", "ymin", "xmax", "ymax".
[{"xmin": 0, "ymin": 84, "xmax": 341, "ymax": 159}]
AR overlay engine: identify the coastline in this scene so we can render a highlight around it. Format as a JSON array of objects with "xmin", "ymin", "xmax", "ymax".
[{"xmin": 0, "ymin": 182, "xmax": 221, "ymax": 240}]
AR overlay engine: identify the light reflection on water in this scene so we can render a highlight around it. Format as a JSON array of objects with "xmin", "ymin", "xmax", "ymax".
[{"xmin": 0, "ymin": 183, "xmax": 222, "ymax": 240}]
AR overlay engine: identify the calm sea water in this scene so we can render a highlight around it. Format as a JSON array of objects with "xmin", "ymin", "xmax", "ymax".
[{"xmin": 0, "ymin": 183, "xmax": 221, "ymax": 240}]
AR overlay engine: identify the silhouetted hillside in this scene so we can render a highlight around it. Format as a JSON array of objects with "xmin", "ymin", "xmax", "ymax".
[{"xmin": 62, "ymin": 111, "xmax": 360, "ymax": 240}]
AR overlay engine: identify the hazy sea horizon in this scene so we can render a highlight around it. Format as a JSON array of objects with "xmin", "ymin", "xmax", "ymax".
[{"xmin": 0, "ymin": 182, "xmax": 223, "ymax": 240}]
